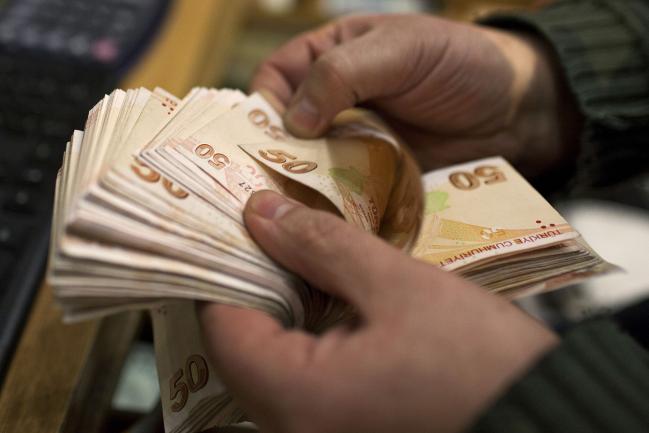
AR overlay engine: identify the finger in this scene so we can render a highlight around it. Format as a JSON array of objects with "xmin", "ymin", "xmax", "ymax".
[
  {"xmin": 249, "ymin": 23, "xmax": 341, "ymax": 105},
  {"xmin": 282, "ymin": 25, "xmax": 414, "ymax": 138},
  {"xmin": 244, "ymin": 190, "xmax": 412, "ymax": 317},
  {"xmin": 249, "ymin": 15, "xmax": 381, "ymax": 106},
  {"xmin": 198, "ymin": 303, "xmax": 316, "ymax": 423},
  {"xmin": 258, "ymin": 88, "xmax": 287, "ymax": 114},
  {"xmin": 250, "ymin": 34, "xmax": 333, "ymax": 106}
]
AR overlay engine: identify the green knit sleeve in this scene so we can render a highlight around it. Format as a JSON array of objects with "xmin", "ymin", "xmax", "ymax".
[
  {"xmin": 469, "ymin": 320, "xmax": 649, "ymax": 433},
  {"xmin": 480, "ymin": 0, "xmax": 649, "ymax": 189}
]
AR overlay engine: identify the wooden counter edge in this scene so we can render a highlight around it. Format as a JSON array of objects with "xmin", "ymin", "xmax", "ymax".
[{"xmin": 0, "ymin": 284, "xmax": 98, "ymax": 432}]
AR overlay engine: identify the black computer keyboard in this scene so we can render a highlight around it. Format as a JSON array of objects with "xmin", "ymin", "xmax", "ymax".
[
  {"xmin": 0, "ymin": 131, "xmax": 56, "ymax": 378},
  {"xmin": 0, "ymin": 0, "xmax": 170, "ymax": 381}
]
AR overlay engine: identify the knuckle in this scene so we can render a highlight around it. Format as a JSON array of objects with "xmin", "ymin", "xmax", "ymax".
[
  {"xmin": 313, "ymin": 53, "xmax": 347, "ymax": 88},
  {"xmin": 311, "ymin": 52, "xmax": 358, "ymax": 106}
]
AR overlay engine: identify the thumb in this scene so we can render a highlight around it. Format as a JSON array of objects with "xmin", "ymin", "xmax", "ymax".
[{"xmin": 244, "ymin": 190, "xmax": 410, "ymax": 317}]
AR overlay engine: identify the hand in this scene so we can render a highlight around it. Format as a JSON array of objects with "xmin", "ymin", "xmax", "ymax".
[
  {"xmin": 199, "ymin": 190, "xmax": 558, "ymax": 433},
  {"xmin": 250, "ymin": 14, "xmax": 581, "ymax": 177}
]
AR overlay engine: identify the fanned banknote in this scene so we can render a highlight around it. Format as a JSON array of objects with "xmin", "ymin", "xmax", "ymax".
[{"xmin": 47, "ymin": 87, "xmax": 613, "ymax": 432}]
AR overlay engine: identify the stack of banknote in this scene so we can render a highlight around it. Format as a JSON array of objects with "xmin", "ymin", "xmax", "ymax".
[{"xmin": 47, "ymin": 87, "xmax": 613, "ymax": 433}]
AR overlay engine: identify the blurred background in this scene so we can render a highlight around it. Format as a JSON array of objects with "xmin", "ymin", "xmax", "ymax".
[{"xmin": 0, "ymin": 1, "xmax": 646, "ymax": 432}]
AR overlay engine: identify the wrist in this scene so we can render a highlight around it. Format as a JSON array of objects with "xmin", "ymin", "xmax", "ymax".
[{"xmin": 508, "ymin": 30, "xmax": 583, "ymax": 177}]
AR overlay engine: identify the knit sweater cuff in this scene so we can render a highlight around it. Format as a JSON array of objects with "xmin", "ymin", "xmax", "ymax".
[
  {"xmin": 480, "ymin": 0, "xmax": 649, "ymax": 188},
  {"xmin": 470, "ymin": 321, "xmax": 649, "ymax": 433},
  {"xmin": 481, "ymin": 0, "xmax": 649, "ymax": 127}
]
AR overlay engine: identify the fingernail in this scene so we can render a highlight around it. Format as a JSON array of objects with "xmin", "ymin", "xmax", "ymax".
[
  {"xmin": 285, "ymin": 96, "xmax": 320, "ymax": 134},
  {"xmin": 248, "ymin": 191, "xmax": 295, "ymax": 220}
]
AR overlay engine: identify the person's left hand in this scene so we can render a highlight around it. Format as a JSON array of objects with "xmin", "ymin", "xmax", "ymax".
[
  {"xmin": 249, "ymin": 14, "xmax": 581, "ymax": 177},
  {"xmin": 199, "ymin": 191, "xmax": 557, "ymax": 433}
]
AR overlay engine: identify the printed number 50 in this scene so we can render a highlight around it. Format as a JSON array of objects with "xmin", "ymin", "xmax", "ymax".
[
  {"xmin": 258, "ymin": 149, "xmax": 318, "ymax": 174},
  {"xmin": 449, "ymin": 165, "xmax": 506, "ymax": 191},
  {"xmin": 169, "ymin": 354, "xmax": 209, "ymax": 412},
  {"xmin": 131, "ymin": 159, "xmax": 189, "ymax": 199}
]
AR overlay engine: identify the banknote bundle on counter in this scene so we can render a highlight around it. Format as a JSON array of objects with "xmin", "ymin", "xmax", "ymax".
[{"xmin": 47, "ymin": 87, "xmax": 613, "ymax": 433}]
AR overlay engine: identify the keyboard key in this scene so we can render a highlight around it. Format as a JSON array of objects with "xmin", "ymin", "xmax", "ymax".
[
  {"xmin": 68, "ymin": 35, "xmax": 90, "ymax": 57},
  {"xmin": 91, "ymin": 38, "xmax": 119, "ymax": 63},
  {"xmin": 0, "ymin": 220, "xmax": 29, "ymax": 250},
  {"xmin": 3, "ymin": 188, "xmax": 42, "ymax": 214},
  {"xmin": 41, "ymin": 119, "xmax": 68, "ymax": 137},
  {"xmin": 32, "ymin": 141, "xmax": 54, "ymax": 161},
  {"xmin": 67, "ymin": 83, "xmax": 89, "ymax": 102},
  {"xmin": 19, "ymin": 166, "xmax": 44, "ymax": 185}
]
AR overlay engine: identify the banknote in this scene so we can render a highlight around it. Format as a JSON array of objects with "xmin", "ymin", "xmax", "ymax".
[
  {"xmin": 413, "ymin": 157, "xmax": 577, "ymax": 269},
  {"xmin": 152, "ymin": 301, "xmax": 243, "ymax": 433},
  {"xmin": 412, "ymin": 157, "xmax": 612, "ymax": 294},
  {"xmin": 47, "ymin": 87, "xmax": 614, "ymax": 433}
]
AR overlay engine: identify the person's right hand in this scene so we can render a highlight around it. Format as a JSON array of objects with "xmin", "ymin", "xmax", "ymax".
[
  {"xmin": 251, "ymin": 14, "xmax": 582, "ymax": 177},
  {"xmin": 200, "ymin": 191, "xmax": 558, "ymax": 433}
]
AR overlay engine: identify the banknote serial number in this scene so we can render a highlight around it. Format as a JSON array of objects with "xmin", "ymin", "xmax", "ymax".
[
  {"xmin": 169, "ymin": 354, "xmax": 210, "ymax": 412},
  {"xmin": 130, "ymin": 158, "xmax": 189, "ymax": 199},
  {"xmin": 258, "ymin": 149, "xmax": 318, "ymax": 174},
  {"xmin": 449, "ymin": 165, "xmax": 506, "ymax": 190}
]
